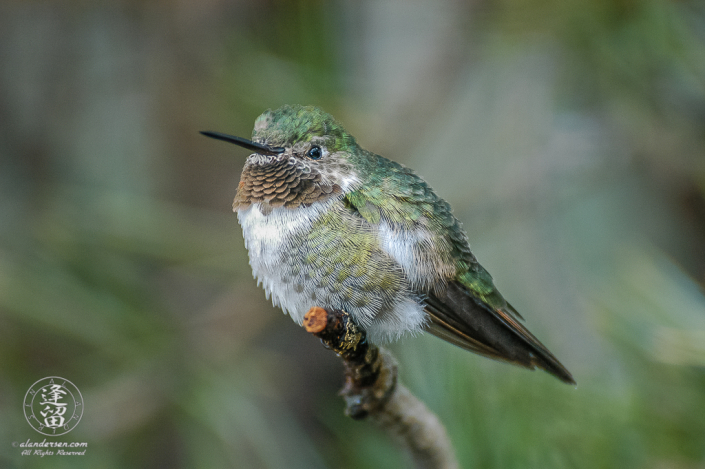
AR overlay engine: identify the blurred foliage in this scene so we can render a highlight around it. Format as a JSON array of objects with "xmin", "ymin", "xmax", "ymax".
[{"xmin": 1, "ymin": 0, "xmax": 705, "ymax": 468}]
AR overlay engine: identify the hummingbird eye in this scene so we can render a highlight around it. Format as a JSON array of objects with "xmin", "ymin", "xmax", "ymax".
[{"xmin": 306, "ymin": 145, "xmax": 322, "ymax": 160}]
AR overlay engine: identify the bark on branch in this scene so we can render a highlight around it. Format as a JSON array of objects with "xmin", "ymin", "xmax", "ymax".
[{"xmin": 303, "ymin": 306, "xmax": 459, "ymax": 469}]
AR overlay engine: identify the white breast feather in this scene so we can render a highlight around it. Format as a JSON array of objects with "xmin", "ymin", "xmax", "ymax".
[
  {"xmin": 378, "ymin": 221, "xmax": 453, "ymax": 292},
  {"xmin": 237, "ymin": 201, "xmax": 333, "ymax": 320},
  {"xmin": 237, "ymin": 201, "xmax": 430, "ymax": 342}
]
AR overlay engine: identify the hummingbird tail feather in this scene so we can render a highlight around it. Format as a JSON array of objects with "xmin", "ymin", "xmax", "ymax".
[{"xmin": 424, "ymin": 282, "xmax": 576, "ymax": 385}]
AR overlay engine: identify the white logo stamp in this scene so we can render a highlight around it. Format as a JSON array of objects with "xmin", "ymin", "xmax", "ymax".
[{"xmin": 23, "ymin": 377, "xmax": 83, "ymax": 436}]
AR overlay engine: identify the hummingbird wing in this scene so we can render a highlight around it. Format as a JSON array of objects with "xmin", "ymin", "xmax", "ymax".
[
  {"xmin": 427, "ymin": 254, "xmax": 575, "ymax": 384},
  {"xmin": 423, "ymin": 282, "xmax": 576, "ymax": 384},
  {"xmin": 344, "ymin": 151, "xmax": 575, "ymax": 384}
]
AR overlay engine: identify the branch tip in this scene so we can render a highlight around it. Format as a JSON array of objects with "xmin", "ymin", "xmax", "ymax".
[{"xmin": 304, "ymin": 306, "xmax": 328, "ymax": 333}]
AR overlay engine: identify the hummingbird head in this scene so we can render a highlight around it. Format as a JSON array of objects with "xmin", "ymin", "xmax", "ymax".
[{"xmin": 202, "ymin": 105, "xmax": 363, "ymax": 211}]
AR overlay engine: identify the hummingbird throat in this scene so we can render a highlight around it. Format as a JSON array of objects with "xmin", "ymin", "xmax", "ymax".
[{"xmin": 233, "ymin": 156, "xmax": 342, "ymax": 212}]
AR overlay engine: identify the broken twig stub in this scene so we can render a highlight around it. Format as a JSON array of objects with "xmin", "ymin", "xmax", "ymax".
[{"xmin": 303, "ymin": 307, "xmax": 459, "ymax": 469}]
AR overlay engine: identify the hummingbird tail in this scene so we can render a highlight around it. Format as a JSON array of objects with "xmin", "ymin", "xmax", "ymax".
[{"xmin": 424, "ymin": 282, "xmax": 576, "ymax": 385}]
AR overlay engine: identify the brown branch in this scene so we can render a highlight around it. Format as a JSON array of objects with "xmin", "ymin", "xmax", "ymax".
[{"xmin": 303, "ymin": 307, "xmax": 459, "ymax": 469}]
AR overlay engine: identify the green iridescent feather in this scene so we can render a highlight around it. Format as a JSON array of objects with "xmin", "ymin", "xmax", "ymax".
[
  {"xmin": 345, "ymin": 150, "xmax": 512, "ymax": 314},
  {"xmin": 253, "ymin": 105, "xmax": 356, "ymax": 151}
]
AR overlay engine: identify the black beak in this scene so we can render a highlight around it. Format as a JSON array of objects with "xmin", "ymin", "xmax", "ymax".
[{"xmin": 200, "ymin": 131, "xmax": 285, "ymax": 156}]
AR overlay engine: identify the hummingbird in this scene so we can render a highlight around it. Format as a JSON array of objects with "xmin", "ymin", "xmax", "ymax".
[{"xmin": 201, "ymin": 105, "xmax": 575, "ymax": 384}]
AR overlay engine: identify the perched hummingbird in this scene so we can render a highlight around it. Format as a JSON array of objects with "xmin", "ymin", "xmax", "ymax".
[{"xmin": 202, "ymin": 105, "xmax": 575, "ymax": 384}]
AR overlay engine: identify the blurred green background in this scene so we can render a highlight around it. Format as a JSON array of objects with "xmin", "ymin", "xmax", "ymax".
[{"xmin": 1, "ymin": 0, "xmax": 705, "ymax": 468}]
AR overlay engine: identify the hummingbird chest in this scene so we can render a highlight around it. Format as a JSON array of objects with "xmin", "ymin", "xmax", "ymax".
[{"xmin": 235, "ymin": 200, "xmax": 428, "ymax": 341}]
